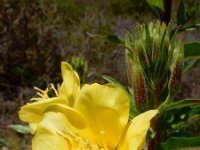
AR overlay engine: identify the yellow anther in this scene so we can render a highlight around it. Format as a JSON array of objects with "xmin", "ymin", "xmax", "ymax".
[
  {"xmin": 36, "ymin": 92, "xmax": 45, "ymax": 98},
  {"xmin": 50, "ymin": 83, "xmax": 59, "ymax": 97},
  {"xmin": 33, "ymin": 86, "xmax": 49, "ymax": 99},
  {"xmin": 34, "ymin": 86, "xmax": 45, "ymax": 93}
]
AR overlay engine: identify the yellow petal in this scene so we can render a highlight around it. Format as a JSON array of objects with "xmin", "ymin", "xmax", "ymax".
[
  {"xmin": 45, "ymin": 103, "xmax": 87, "ymax": 129},
  {"xmin": 118, "ymin": 110, "xmax": 158, "ymax": 150},
  {"xmin": 33, "ymin": 133, "xmax": 69, "ymax": 150},
  {"xmin": 74, "ymin": 83, "xmax": 130, "ymax": 149},
  {"xmin": 29, "ymin": 123, "xmax": 37, "ymax": 134},
  {"xmin": 19, "ymin": 97, "xmax": 67, "ymax": 123},
  {"xmin": 59, "ymin": 62, "xmax": 80, "ymax": 106},
  {"xmin": 32, "ymin": 111, "xmax": 70, "ymax": 150}
]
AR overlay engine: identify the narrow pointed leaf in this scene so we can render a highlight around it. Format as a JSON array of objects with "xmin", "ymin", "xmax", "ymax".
[
  {"xmin": 161, "ymin": 136, "xmax": 200, "ymax": 150},
  {"xmin": 146, "ymin": 0, "xmax": 164, "ymax": 11},
  {"xmin": 177, "ymin": 0, "xmax": 186, "ymax": 25},
  {"xmin": 184, "ymin": 42, "xmax": 200, "ymax": 59},
  {"xmin": 178, "ymin": 24, "xmax": 200, "ymax": 33},
  {"xmin": 146, "ymin": 0, "xmax": 164, "ymax": 19},
  {"xmin": 183, "ymin": 58, "xmax": 199, "ymax": 73},
  {"xmin": 86, "ymin": 32, "xmax": 124, "ymax": 44},
  {"xmin": 160, "ymin": 99, "xmax": 200, "ymax": 113}
]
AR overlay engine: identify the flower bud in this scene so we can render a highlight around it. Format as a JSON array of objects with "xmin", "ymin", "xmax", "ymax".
[
  {"xmin": 125, "ymin": 22, "xmax": 183, "ymax": 110},
  {"xmin": 168, "ymin": 40, "xmax": 184, "ymax": 96},
  {"xmin": 135, "ymin": 25, "xmax": 150, "ymax": 69},
  {"xmin": 125, "ymin": 55, "xmax": 133, "ymax": 85},
  {"xmin": 132, "ymin": 48, "xmax": 148, "ymax": 112}
]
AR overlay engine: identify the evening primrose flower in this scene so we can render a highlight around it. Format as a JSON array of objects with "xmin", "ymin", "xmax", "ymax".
[{"xmin": 19, "ymin": 82, "xmax": 158, "ymax": 150}]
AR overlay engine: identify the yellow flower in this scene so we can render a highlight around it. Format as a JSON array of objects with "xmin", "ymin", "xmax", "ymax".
[
  {"xmin": 19, "ymin": 61, "xmax": 157, "ymax": 150},
  {"xmin": 19, "ymin": 81, "xmax": 157, "ymax": 150},
  {"xmin": 19, "ymin": 62, "xmax": 80, "ymax": 134}
]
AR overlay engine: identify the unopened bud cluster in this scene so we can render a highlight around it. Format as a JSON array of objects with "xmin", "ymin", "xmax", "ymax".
[{"xmin": 125, "ymin": 22, "xmax": 184, "ymax": 112}]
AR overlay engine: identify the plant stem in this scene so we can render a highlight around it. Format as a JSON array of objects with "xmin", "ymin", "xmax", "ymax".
[
  {"xmin": 163, "ymin": 0, "xmax": 172, "ymax": 25},
  {"xmin": 152, "ymin": 89, "xmax": 158, "ymax": 109},
  {"xmin": 148, "ymin": 117, "xmax": 159, "ymax": 150}
]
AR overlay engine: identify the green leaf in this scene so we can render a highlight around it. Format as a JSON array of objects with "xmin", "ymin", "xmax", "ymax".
[
  {"xmin": 178, "ymin": 24, "xmax": 200, "ymax": 33},
  {"xmin": 161, "ymin": 136, "xmax": 200, "ymax": 150},
  {"xmin": 8, "ymin": 124, "xmax": 30, "ymax": 134},
  {"xmin": 86, "ymin": 32, "xmax": 124, "ymax": 44},
  {"xmin": 177, "ymin": 0, "xmax": 186, "ymax": 25},
  {"xmin": 146, "ymin": 0, "xmax": 164, "ymax": 11},
  {"xmin": 146, "ymin": 0, "xmax": 164, "ymax": 19},
  {"xmin": 184, "ymin": 42, "xmax": 200, "ymax": 59},
  {"xmin": 183, "ymin": 58, "xmax": 199, "ymax": 73},
  {"xmin": 160, "ymin": 99, "xmax": 200, "ymax": 114},
  {"xmin": 189, "ymin": 105, "xmax": 200, "ymax": 117}
]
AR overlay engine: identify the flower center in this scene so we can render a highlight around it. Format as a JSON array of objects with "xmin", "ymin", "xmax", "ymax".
[{"xmin": 59, "ymin": 128, "xmax": 104, "ymax": 150}]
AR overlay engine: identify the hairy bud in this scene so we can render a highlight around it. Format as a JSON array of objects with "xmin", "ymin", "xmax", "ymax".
[
  {"xmin": 168, "ymin": 40, "xmax": 184, "ymax": 96},
  {"xmin": 132, "ymin": 48, "xmax": 148, "ymax": 111}
]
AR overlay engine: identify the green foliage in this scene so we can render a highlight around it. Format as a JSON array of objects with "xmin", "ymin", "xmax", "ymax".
[
  {"xmin": 177, "ymin": 0, "xmax": 200, "ymax": 26},
  {"xmin": 159, "ymin": 99, "xmax": 200, "ymax": 114},
  {"xmin": 189, "ymin": 105, "xmax": 200, "ymax": 118},
  {"xmin": 183, "ymin": 59, "xmax": 199, "ymax": 73},
  {"xmin": 146, "ymin": 0, "xmax": 200, "ymax": 34},
  {"xmin": 177, "ymin": 0, "xmax": 186, "ymax": 26},
  {"xmin": 146, "ymin": 0, "xmax": 164, "ymax": 19},
  {"xmin": 125, "ymin": 22, "xmax": 184, "ymax": 111},
  {"xmin": 157, "ymin": 105, "xmax": 200, "ymax": 148},
  {"xmin": 183, "ymin": 41, "xmax": 200, "ymax": 73},
  {"xmin": 184, "ymin": 42, "xmax": 200, "ymax": 59},
  {"xmin": 123, "ymin": 22, "xmax": 200, "ymax": 149},
  {"xmin": 177, "ymin": 24, "xmax": 200, "ymax": 33},
  {"xmin": 85, "ymin": 1, "xmax": 200, "ymax": 149},
  {"xmin": 146, "ymin": 0, "xmax": 164, "ymax": 11},
  {"xmin": 161, "ymin": 136, "xmax": 200, "ymax": 150}
]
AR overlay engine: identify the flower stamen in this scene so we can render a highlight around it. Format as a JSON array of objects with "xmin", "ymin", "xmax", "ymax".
[
  {"xmin": 58, "ymin": 128, "xmax": 103, "ymax": 150},
  {"xmin": 31, "ymin": 84, "xmax": 59, "ymax": 101},
  {"xmin": 50, "ymin": 83, "xmax": 59, "ymax": 97}
]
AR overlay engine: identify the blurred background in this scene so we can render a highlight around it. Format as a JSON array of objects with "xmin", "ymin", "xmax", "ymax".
[{"xmin": 0, "ymin": 0, "xmax": 199, "ymax": 149}]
